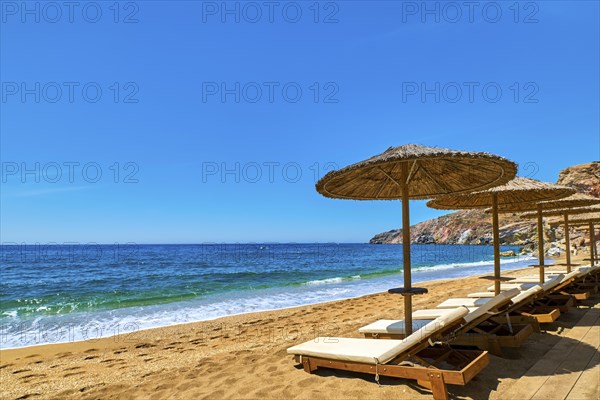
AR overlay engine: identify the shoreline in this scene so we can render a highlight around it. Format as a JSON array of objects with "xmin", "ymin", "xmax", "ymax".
[
  {"xmin": 1, "ymin": 256, "xmax": 566, "ymax": 360},
  {"xmin": 0, "ymin": 273, "xmax": 481, "ymax": 355},
  {"xmin": 1, "ymin": 253, "xmax": 538, "ymax": 351}
]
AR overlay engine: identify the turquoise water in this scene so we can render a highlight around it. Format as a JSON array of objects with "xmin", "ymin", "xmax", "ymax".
[{"xmin": 0, "ymin": 243, "xmax": 536, "ymax": 348}]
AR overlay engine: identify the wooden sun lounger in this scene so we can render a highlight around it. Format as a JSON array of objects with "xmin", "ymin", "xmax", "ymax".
[
  {"xmin": 506, "ymin": 274, "xmax": 580, "ymax": 312},
  {"xmin": 470, "ymin": 276, "xmax": 564, "ymax": 330},
  {"xmin": 359, "ymin": 289, "xmax": 533, "ymax": 356},
  {"xmin": 531, "ymin": 266, "xmax": 599, "ymax": 294},
  {"xmin": 288, "ymin": 307, "xmax": 488, "ymax": 400},
  {"xmin": 566, "ymin": 265, "xmax": 600, "ymax": 292},
  {"xmin": 490, "ymin": 271, "xmax": 591, "ymax": 301},
  {"xmin": 545, "ymin": 269, "xmax": 596, "ymax": 302}
]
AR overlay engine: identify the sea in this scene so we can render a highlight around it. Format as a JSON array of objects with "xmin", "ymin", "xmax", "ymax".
[{"xmin": 0, "ymin": 243, "xmax": 541, "ymax": 349}]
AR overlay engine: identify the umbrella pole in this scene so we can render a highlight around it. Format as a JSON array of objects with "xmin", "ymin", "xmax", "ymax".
[
  {"xmin": 562, "ymin": 214, "xmax": 571, "ymax": 273},
  {"xmin": 492, "ymin": 194, "xmax": 501, "ymax": 295},
  {"xmin": 401, "ymin": 164, "xmax": 413, "ymax": 336},
  {"xmin": 537, "ymin": 205, "xmax": 545, "ymax": 284},
  {"xmin": 590, "ymin": 222, "xmax": 596, "ymax": 267}
]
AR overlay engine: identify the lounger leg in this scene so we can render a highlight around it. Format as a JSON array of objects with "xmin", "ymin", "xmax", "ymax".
[
  {"xmin": 427, "ymin": 372, "xmax": 449, "ymax": 400},
  {"xmin": 302, "ymin": 358, "xmax": 316, "ymax": 373},
  {"xmin": 488, "ymin": 339, "xmax": 503, "ymax": 357}
]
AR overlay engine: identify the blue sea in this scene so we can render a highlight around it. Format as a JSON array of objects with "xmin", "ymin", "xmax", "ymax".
[{"xmin": 0, "ymin": 243, "xmax": 539, "ymax": 349}]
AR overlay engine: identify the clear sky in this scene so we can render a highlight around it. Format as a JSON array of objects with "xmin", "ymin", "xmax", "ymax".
[{"xmin": 1, "ymin": 1, "xmax": 599, "ymax": 244}]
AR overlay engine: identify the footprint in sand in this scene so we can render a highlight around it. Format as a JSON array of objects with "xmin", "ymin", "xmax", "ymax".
[
  {"xmin": 135, "ymin": 343, "xmax": 156, "ymax": 349},
  {"xmin": 20, "ymin": 373, "xmax": 46, "ymax": 381},
  {"xmin": 99, "ymin": 358, "xmax": 125, "ymax": 364},
  {"xmin": 13, "ymin": 369, "xmax": 32, "ymax": 374},
  {"xmin": 106, "ymin": 363, "xmax": 127, "ymax": 369},
  {"xmin": 63, "ymin": 371, "xmax": 85, "ymax": 378},
  {"xmin": 15, "ymin": 392, "xmax": 41, "ymax": 399}
]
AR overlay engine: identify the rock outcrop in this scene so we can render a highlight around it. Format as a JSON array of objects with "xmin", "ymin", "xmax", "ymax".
[
  {"xmin": 369, "ymin": 162, "xmax": 600, "ymax": 254},
  {"xmin": 557, "ymin": 162, "xmax": 600, "ymax": 197}
]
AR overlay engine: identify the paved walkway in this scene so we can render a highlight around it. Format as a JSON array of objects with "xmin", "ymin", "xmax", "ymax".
[{"xmin": 494, "ymin": 304, "xmax": 600, "ymax": 400}]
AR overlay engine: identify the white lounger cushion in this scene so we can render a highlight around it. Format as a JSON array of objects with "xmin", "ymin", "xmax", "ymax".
[
  {"xmin": 509, "ymin": 285, "xmax": 543, "ymax": 304},
  {"xmin": 467, "ymin": 292, "xmax": 495, "ymax": 298},
  {"xmin": 358, "ymin": 319, "xmax": 433, "ymax": 335},
  {"xmin": 488, "ymin": 274, "xmax": 565, "ymax": 292},
  {"xmin": 412, "ymin": 308, "xmax": 471, "ymax": 320},
  {"xmin": 461, "ymin": 288, "xmax": 519, "ymax": 322},
  {"xmin": 467, "ymin": 286, "xmax": 542, "ymax": 304},
  {"xmin": 433, "ymin": 288, "xmax": 518, "ymax": 323},
  {"xmin": 435, "ymin": 288, "xmax": 520, "ymax": 310},
  {"xmin": 436, "ymin": 297, "xmax": 495, "ymax": 309},
  {"xmin": 288, "ymin": 307, "xmax": 469, "ymax": 364},
  {"xmin": 511, "ymin": 275, "xmax": 561, "ymax": 283},
  {"xmin": 543, "ymin": 267, "xmax": 591, "ymax": 275}
]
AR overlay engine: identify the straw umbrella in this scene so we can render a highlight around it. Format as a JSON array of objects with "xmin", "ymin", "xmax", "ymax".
[
  {"xmin": 569, "ymin": 213, "xmax": 600, "ymax": 265},
  {"xmin": 427, "ymin": 178, "xmax": 574, "ymax": 294},
  {"xmin": 566, "ymin": 220, "xmax": 599, "ymax": 266},
  {"xmin": 567, "ymin": 212, "xmax": 600, "ymax": 224},
  {"xmin": 316, "ymin": 144, "xmax": 517, "ymax": 334},
  {"xmin": 519, "ymin": 198, "xmax": 600, "ymax": 272},
  {"xmin": 552, "ymin": 213, "xmax": 600, "ymax": 266}
]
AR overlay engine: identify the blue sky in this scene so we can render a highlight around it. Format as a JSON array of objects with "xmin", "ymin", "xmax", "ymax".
[{"xmin": 1, "ymin": 1, "xmax": 599, "ymax": 244}]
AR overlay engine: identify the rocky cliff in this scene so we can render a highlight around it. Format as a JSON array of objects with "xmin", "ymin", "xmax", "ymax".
[{"xmin": 370, "ymin": 162, "xmax": 600, "ymax": 254}]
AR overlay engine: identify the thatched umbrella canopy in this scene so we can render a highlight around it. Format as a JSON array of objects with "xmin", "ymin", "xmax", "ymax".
[
  {"xmin": 499, "ymin": 193, "xmax": 600, "ymax": 213},
  {"xmin": 551, "ymin": 213, "xmax": 600, "ymax": 266},
  {"xmin": 574, "ymin": 221, "xmax": 599, "ymax": 266},
  {"xmin": 566, "ymin": 212, "xmax": 600, "ymax": 224},
  {"xmin": 427, "ymin": 178, "xmax": 575, "ymax": 292},
  {"xmin": 316, "ymin": 144, "xmax": 517, "ymax": 334},
  {"xmin": 316, "ymin": 144, "xmax": 517, "ymax": 200},
  {"xmin": 516, "ymin": 196, "xmax": 600, "ymax": 272},
  {"xmin": 520, "ymin": 203, "xmax": 600, "ymax": 219}
]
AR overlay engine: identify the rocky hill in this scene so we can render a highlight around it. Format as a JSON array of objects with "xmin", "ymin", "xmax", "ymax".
[{"xmin": 370, "ymin": 162, "xmax": 600, "ymax": 254}]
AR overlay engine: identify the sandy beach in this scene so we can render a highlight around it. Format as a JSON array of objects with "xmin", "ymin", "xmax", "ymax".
[{"xmin": 1, "ymin": 254, "xmax": 598, "ymax": 400}]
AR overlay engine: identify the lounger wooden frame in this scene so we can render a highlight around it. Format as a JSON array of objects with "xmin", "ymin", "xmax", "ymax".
[
  {"xmin": 489, "ymin": 276, "xmax": 577, "ymax": 326},
  {"xmin": 449, "ymin": 322, "xmax": 533, "ymax": 356},
  {"xmin": 536, "ymin": 294, "xmax": 575, "ymax": 313},
  {"xmin": 492, "ymin": 305, "xmax": 560, "ymax": 333},
  {"xmin": 295, "ymin": 347, "xmax": 489, "ymax": 400},
  {"xmin": 497, "ymin": 297, "xmax": 561, "ymax": 329},
  {"xmin": 550, "ymin": 273, "xmax": 593, "ymax": 300}
]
